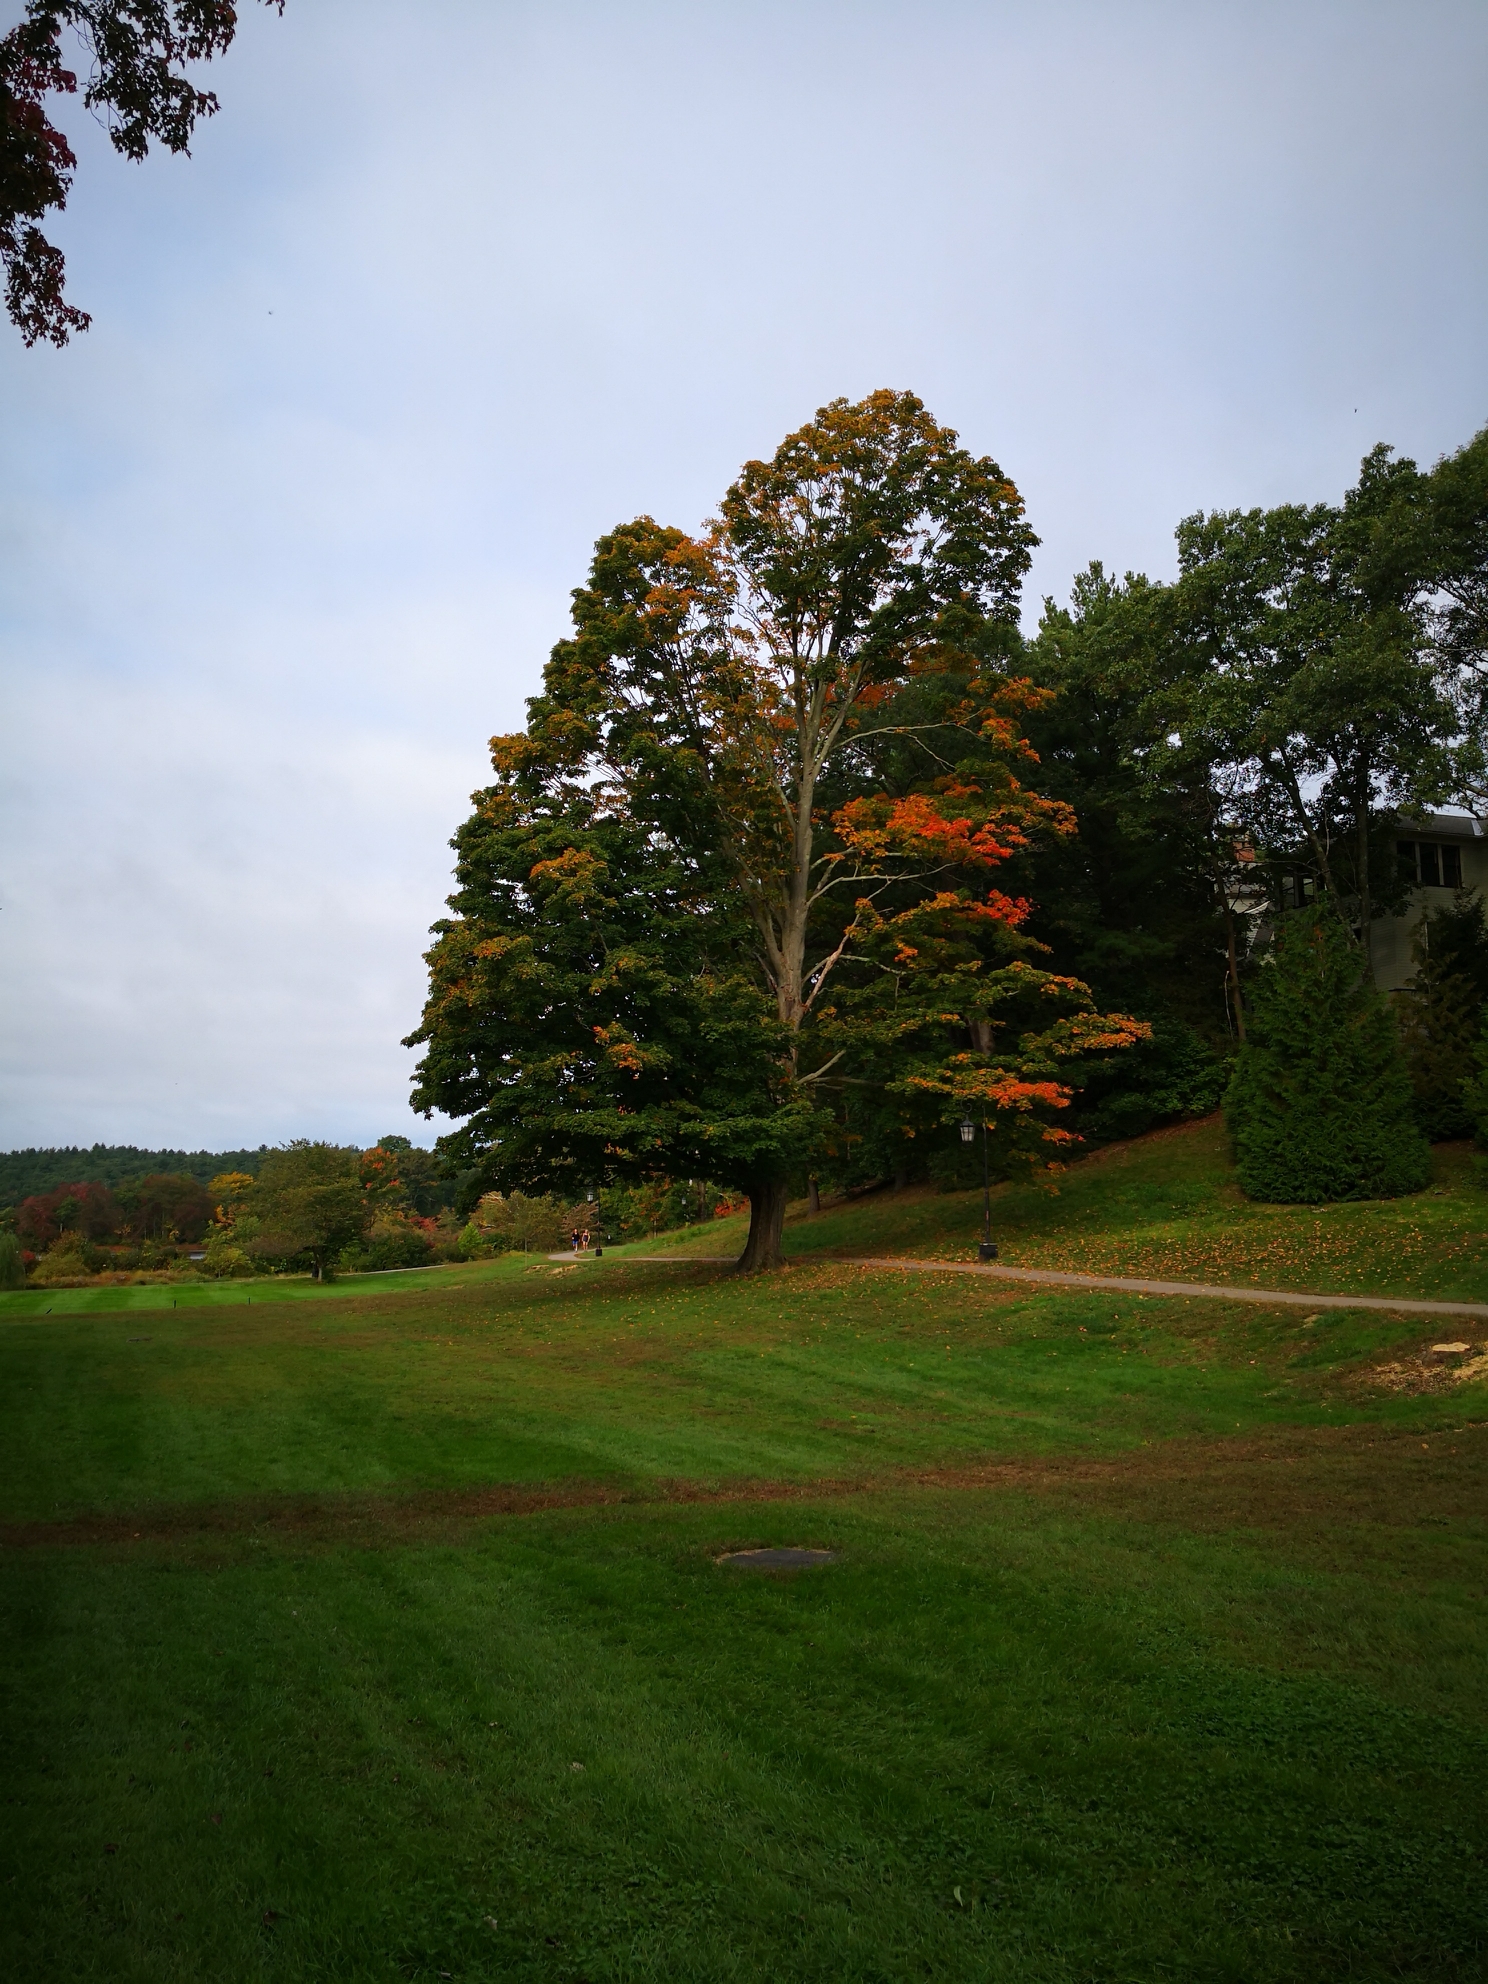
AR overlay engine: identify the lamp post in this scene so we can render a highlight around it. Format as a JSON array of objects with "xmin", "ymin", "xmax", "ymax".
[{"xmin": 959, "ymin": 1114, "xmax": 997, "ymax": 1262}]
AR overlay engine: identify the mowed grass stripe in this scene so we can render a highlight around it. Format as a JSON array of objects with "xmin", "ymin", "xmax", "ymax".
[
  {"xmin": 1, "ymin": 1262, "xmax": 1481, "ymax": 1525},
  {"xmin": 3, "ymin": 1488, "xmax": 1484, "ymax": 1982}
]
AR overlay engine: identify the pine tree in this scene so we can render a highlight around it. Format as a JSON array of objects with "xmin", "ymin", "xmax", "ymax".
[
  {"xmin": 1225, "ymin": 907, "xmax": 1430, "ymax": 1201},
  {"xmin": 1393, "ymin": 894, "xmax": 1488, "ymax": 1140}
]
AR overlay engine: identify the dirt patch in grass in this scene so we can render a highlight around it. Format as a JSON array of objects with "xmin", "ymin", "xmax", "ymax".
[
  {"xmin": 5, "ymin": 1421, "xmax": 1483, "ymax": 1555},
  {"xmin": 1364, "ymin": 1347, "xmax": 1488, "ymax": 1394}
]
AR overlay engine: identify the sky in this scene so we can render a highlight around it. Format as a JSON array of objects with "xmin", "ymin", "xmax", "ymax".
[{"xmin": 1, "ymin": 0, "xmax": 1485, "ymax": 1154}]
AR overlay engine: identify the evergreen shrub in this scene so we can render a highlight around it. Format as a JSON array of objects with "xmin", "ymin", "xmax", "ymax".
[{"xmin": 1225, "ymin": 907, "xmax": 1430, "ymax": 1202}]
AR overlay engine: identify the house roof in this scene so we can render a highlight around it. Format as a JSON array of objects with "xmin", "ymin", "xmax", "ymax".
[{"xmin": 1398, "ymin": 811, "xmax": 1484, "ymax": 840}]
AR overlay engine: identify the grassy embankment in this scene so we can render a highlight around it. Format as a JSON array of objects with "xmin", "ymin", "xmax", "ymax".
[{"xmin": 1, "ymin": 1116, "xmax": 1485, "ymax": 1981}]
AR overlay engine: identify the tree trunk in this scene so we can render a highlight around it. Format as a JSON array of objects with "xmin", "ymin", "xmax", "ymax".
[
  {"xmin": 1224, "ymin": 898, "xmax": 1247, "ymax": 1042},
  {"xmin": 808, "ymin": 1177, "xmax": 820, "ymax": 1215},
  {"xmin": 737, "ymin": 1176, "xmax": 788, "ymax": 1272},
  {"xmin": 1356, "ymin": 783, "xmax": 1374, "ymax": 977},
  {"xmin": 1274, "ymin": 747, "xmax": 1338, "ymax": 898}
]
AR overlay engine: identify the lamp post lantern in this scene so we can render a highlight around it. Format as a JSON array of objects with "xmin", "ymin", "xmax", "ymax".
[{"xmin": 959, "ymin": 1113, "xmax": 997, "ymax": 1261}]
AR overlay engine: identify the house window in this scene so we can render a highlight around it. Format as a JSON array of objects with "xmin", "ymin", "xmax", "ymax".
[{"xmin": 1397, "ymin": 839, "xmax": 1462, "ymax": 888}]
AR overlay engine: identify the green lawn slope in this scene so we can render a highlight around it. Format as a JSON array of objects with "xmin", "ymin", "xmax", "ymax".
[
  {"xmin": 622, "ymin": 1114, "xmax": 1488, "ymax": 1302},
  {"xmin": 1, "ymin": 1116, "xmax": 1485, "ymax": 1981}
]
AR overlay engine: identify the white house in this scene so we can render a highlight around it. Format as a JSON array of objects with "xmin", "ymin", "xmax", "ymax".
[{"xmin": 1372, "ymin": 812, "xmax": 1488, "ymax": 993}]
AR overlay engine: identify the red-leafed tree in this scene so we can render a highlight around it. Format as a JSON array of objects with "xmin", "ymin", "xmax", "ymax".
[
  {"xmin": 409, "ymin": 392, "xmax": 1146, "ymax": 1268},
  {"xmin": 116, "ymin": 1170, "xmax": 213, "ymax": 1241},
  {"xmin": 16, "ymin": 1178, "xmax": 120, "ymax": 1248},
  {"xmin": 1, "ymin": 2, "xmax": 282, "ymax": 347}
]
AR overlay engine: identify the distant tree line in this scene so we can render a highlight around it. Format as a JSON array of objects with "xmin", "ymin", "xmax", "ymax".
[{"xmin": 0, "ymin": 1144, "xmax": 271, "ymax": 1204}]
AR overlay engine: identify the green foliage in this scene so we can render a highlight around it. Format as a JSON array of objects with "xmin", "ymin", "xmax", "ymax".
[
  {"xmin": 409, "ymin": 795, "xmax": 802, "ymax": 1214},
  {"xmin": 0, "ymin": 1232, "xmax": 23, "ymax": 1289},
  {"xmin": 1464, "ymin": 1008, "xmax": 1488, "ymax": 1151},
  {"xmin": 28, "ymin": 1236, "xmax": 94, "ymax": 1284},
  {"xmin": 1160, "ymin": 451, "xmax": 1459, "ymax": 926},
  {"xmin": 471, "ymin": 1191, "xmax": 568, "ymax": 1255},
  {"xmin": 1417, "ymin": 424, "xmax": 1488, "ymax": 807},
  {"xmin": 597, "ymin": 1177, "xmax": 725, "ymax": 1241},
  {"xmin": 455, "ymin": 1220, "xmax": 486, "ymax": 1260},
  {"xmin": 338, "ymin": 1210, "xmax": 436, "ymax": 1274},
  {"xmin": 1226, "ymin": 909, "xmax": 1431, "ymax": 1202},
  {"xmin": 1393, "ymin": 893, "xmax": 1488, "ymax": 1139},
  {"xmin": 200, "ymin": 1233, "xmax": 255, "ymax": 1280},
  {"xmin": 812, "ymin": 890, "xmax": 1149, "ymax": 1195},
  {"xmin": 113, "ymin": 1171, "xmax": 213, "ymax": 1241},
  {"xmin": 1023, "ymin": 564, "xmax": 1229, "ymax": 1029},
  {"xmin": 1063, "ymin": 1018, "xmax": 1232, "ymax": 1147},
  {"xmin": 364, "ymin": 1136, "xmax": 462, "ymax": 1215},
  {"xmin": 246, "ymin": 1142, "xmax": 367, "ymax": 1281}
]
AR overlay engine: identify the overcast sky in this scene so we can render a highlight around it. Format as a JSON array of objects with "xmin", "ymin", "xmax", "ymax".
[{"xmin": 2, "ymin": 0, "xmax": 1485, "ymax": 1154}]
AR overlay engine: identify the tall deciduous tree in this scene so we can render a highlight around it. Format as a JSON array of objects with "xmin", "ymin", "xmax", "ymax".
[
  {"xmin": 1418, "ymin": 426, "xmax": 1488, "ymax": 809},
  {"xmin": 0, "ymin": 1, "xmax": 282, "ymax": 346},
  {"xmin": 410, "ymin": 392, "xmax": 1146, "ymax": 1269},
  {"xmin": 1157, "ymin": 449, "xmax": 1459, "ymax": 968},
  {"xmin": 116, "ymin": 1170, "xmax": 212, "ymax": 1241}
]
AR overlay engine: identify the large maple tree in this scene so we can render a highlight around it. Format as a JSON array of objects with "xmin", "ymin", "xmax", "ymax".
[{"xmin": 409, "ymin": 391, "xmax": 1146, "ymax": 1268}]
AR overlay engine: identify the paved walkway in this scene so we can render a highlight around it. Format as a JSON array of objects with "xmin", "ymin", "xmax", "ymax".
[{"xmin": 621, "ymin": 1253, "xmax": 1488, "ymax": 1322}]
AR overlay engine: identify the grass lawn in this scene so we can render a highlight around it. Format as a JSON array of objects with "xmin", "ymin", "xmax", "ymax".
[
  {"xmin": 642, "ymin": 1116, "xmax": 1488, "ymax": 1303},
  {"xmin": 2, "ymin": 1121, "xmax": 1486, "ymax": 1980}
]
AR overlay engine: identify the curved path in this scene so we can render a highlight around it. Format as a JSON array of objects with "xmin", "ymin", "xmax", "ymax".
[{"xmin": 621, "ymin": 1253, "xmax": 1488, "ymax": 1322}]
